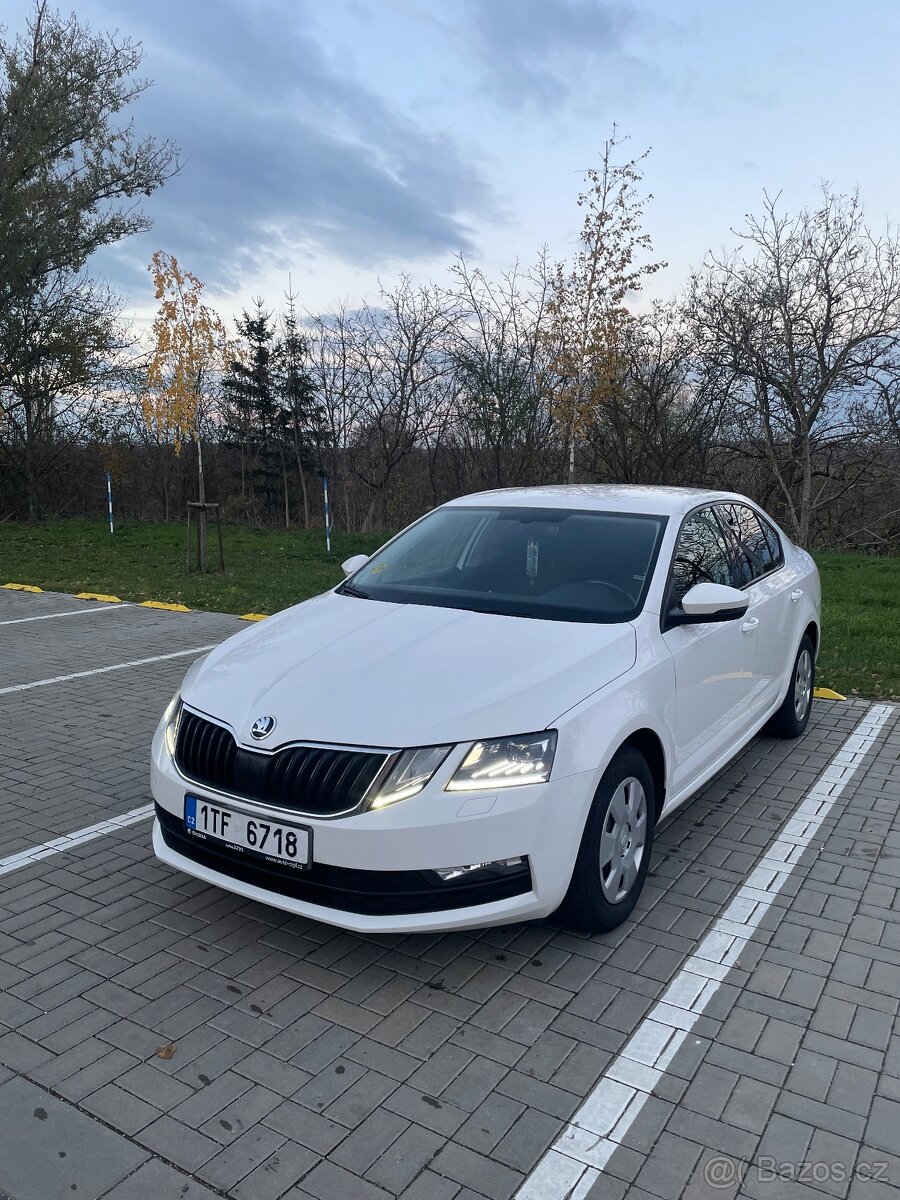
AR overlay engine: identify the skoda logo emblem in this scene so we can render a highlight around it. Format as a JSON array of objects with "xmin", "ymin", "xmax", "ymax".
[{"xmin": 251, "ymin": 714, "xmax": 277, "ymax": 741}]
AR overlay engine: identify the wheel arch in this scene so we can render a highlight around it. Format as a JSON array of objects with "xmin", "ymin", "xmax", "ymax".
[
  {"xmin": 620, "ymin": 728, "xmax": 667, "ymax": 823},
  {"xmin": 803, "ymin": 620, "xmax": 819, "ymax": 657}
]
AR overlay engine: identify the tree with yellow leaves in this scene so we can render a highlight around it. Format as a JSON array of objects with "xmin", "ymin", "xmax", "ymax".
[
  {"xmin": 548, "ymin": 130, "xmax": 666, "ymax": 482},
  {"xmin": 145, "ymin": 251, "xmax": 225, "ymax": 570}
]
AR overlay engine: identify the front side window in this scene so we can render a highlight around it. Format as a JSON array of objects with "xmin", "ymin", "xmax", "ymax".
[
  {"xmin": 671, "ymin": 508, "xmax": 733, "ymax": 602},
  {"xmin": 717, "ymin": 502, "xmax": 781, "ymax": 585},
  {"xmin": 342, "ymin": 506, "xmax": 667, "ymax": 623}
]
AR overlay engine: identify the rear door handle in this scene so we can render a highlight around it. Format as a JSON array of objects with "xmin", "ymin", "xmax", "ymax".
[
  {"xmin": 741, "ymin": 617, "xmax": 759, "ymax": 633},
  {"xmin": 790, "ymin": 589, "xmax": 804, "ymax": 602}
]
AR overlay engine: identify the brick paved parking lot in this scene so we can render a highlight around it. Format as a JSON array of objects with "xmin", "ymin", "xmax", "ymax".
[{"xmin": 1, "ymin": 587, "xmax": 899, "ymax": 1200}]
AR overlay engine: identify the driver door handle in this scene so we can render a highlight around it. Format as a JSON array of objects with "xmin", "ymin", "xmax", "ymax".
[
  {"xmin": 790, "ymin": 589, "xmax": 804, "ymax": 602},
  {"xmin": 741, "ymin": 617, "xmax": 760, "ymax": 633}
]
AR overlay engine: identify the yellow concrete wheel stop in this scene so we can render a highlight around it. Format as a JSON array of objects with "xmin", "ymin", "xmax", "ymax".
[{"xmin": 76, "ymin": 592, "xmax": 122, "ymax": 603}]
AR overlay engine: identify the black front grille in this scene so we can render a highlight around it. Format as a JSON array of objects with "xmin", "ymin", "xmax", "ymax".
[
  {"xmin": 175, "ymin": 709, "xmax": 387, "ymax": 817},
  {"xmin": 155, "ymin": 804, "xmax": 533, "ymax": 916}
]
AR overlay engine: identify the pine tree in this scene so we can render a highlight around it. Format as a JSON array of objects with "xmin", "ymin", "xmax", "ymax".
[{"xmin": 222, "ymin": 301, "xmax": 278, "ymax": 516}]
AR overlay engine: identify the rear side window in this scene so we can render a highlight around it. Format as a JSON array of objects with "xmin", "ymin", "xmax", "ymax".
[
  {"xmin": 717, "ymin": 503, "xmax": 782, "ymax": 585},
  {"xmin": 759, "ymin": 516, "xmax": 784, "ymax": 570},
  {"xmin": 671, "ymin": 508, "xmax": 733, "ymax": 602}
]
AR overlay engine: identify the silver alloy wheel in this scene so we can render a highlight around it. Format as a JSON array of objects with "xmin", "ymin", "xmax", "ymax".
[
  {"xmin": 794, "ymin": 647, "xmax": 813, "ymax": 720},
  {"xmin": 599, "ymin": 776, "xmax": 648, "ymax": 903}
]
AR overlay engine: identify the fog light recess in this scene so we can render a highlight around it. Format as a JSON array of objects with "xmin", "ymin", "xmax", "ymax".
[{"xmin": 433, "ymin": 856, "xmax": 526, "ymax": 883}]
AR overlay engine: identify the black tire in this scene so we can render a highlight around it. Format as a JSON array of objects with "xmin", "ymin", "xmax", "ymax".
[
  {"xmin": 767, "ymin": 634, "xmax": 815, "ymax": 739},
  {"xmin": 559, "ymin": 746, "xmax": 656, "ymax": 934}
]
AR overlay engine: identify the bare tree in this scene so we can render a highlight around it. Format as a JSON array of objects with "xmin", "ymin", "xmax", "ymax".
[
  {"xmin": 307, "ymin": 304, "xmax": 366, "ymax": 530},
  {"xmin": 349, "ymin": 278, "xmax": 457, "ymax": 531},
  {"xmin": 448, "ymin": 253, "xmax": 559, "ymax": 489},
  {"xmin": 689, "ymin": 187, "xmax": 900, "ymax": 544},
  {"xmin": 584, "ymin": 303, "xmax": 724, "ymax": 486}
]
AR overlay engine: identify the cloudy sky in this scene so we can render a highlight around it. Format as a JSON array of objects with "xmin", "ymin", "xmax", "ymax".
[{"xmin": 8, "ymin": 0, "xmax": 900, "ymax": 326}]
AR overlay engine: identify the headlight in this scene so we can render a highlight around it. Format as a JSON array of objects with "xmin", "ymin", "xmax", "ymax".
[
  {"xmin": 367, "ymin": 744, "xmax": 452, "ymax": 809},
  {"xmin": 445, "ymin": 731, "xmax": 557, "ymax": 791},
  {"xmin": 163, "ymin": 693, "xmax": 182, "ymax": 757}
]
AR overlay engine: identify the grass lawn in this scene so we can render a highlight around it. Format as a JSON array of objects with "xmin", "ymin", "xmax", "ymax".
[
  {"xmin": 0, "ymin": 519, "xmax": 385, "ymax": 617},
  {"xmin": 1, "ymin": 520, "xmax": 897, "ymax": 698},
  {"xmin": 812, "ymin": 552, "xmax": 900, "ymax": 700}
]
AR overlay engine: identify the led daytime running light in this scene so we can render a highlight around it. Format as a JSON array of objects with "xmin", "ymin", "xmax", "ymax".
[
  {"xmin": 446, "ymin": 731, "xmax": 556, "ymax": 792},
  {"xmin": 368, "ymin": 744, "xmax": 452, "ymax": 809}
]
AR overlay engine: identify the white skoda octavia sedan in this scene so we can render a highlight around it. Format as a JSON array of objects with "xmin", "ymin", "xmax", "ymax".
[{"xmin": 151, "ymin": 486, "xmax": 820, "ymax": 935}]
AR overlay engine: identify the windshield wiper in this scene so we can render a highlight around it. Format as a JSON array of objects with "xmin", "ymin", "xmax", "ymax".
[{"xmin": 338, "ymin": 582, "xmax": 371, "ymax": 600}]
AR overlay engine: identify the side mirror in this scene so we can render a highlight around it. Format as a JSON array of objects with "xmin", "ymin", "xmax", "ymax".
[
  {"xmin": 674, "ymin": 582, "xmax": 749, "ymax": 624},
  {"xmin": 341, "ymin": 554, "xmax": 369, "ymax": 577}
]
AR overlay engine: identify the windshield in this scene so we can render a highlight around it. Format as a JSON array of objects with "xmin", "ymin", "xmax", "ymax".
[{"xmin": 342, "ymin": 505, "xmax": 667, "ymax": 623}]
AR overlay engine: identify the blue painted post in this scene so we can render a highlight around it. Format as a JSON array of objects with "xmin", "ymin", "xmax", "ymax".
[{"xmin": 106, "ymin": 468, "xmax": 114, "ymax": 535}]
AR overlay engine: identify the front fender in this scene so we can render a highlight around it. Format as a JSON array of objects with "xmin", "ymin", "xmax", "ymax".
[{"xmin": 553, "ymin": 631, "xmax": 675, "ymax": 831}]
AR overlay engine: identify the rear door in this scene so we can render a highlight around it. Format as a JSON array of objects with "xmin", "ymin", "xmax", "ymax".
[
  {"xmin": 715, "ymin": 502, "xmax": 794, "ymax": 711},
  {"xmin": 661, "ymin": 506, "xmax": 759, "ymax": 794}
]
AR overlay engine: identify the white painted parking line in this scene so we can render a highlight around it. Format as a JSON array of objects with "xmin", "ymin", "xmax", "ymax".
[
  {"xmin": 0, "ymin": 645, "xmax": 216, "ymax": 695},
  {"xmin": 0, "ymin": 804, "xmax": 154, "ymax": 878},
  {"xmin": 517, "ymin": 702, "xmax": 895, "ymax": 1200},
  {"xmin": 0, "ymin": 604, "xmax": 131, "ymax": 627}
]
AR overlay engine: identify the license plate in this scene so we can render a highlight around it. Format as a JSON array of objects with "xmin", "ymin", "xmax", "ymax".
[{"xmin": 183, "ymin": 795, "xmax": 311, "ymax": 868}]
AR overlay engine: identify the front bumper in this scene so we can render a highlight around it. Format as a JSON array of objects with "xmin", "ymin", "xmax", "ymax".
[{"xmin": 150, "ymin": 724, "xmax": 596, "ymax": 934}]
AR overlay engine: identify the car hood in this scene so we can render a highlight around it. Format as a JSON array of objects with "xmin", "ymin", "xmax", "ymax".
[{"xmin": 183, "ymin": 591, "xmax": 637, "ymax": 748}]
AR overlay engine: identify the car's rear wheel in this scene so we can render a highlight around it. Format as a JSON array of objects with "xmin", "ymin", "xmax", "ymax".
[
  {"xmin": 767, "ymin": 634, "xmax": 815, "ymax": 739},
  {"xmin": 559, "ymin": 746, "xmax": 656, "ymax": 934}
]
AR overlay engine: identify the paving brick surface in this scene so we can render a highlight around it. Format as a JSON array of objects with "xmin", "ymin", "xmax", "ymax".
[
  {"xmin": 0, "ymin": 1075, "xmax": 148, "ymax": 1198},
  {"xmin": 0, "ymin": 589, "xmax": 898, "ymax": 1199}
]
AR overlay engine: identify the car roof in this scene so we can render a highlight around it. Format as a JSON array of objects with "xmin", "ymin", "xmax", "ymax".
[{"xmin": 444, "ymin": 484, "xmax": 754, "ymax": 519}]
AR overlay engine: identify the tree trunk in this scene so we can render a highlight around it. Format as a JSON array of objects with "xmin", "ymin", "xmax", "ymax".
[
  {"xmin": 24, "ymin": 447, "xmax": 37, "ymax": 521},
  {"xmin": 197, "ymin": 436, "xmax": 207, "ymax": 572},
  {"xmin": 798, "ymin": 431, "xmax": 812, "ymax": 547},
  {"xmin": 161, "ymin": 443, "xmax": 170, "ymax": 521},
  {"xmin": 360, "ymin": 487, "xmax": 380, "ymax": 533},
  {"xmin": 23, "ymin": 394, "xmax": 38, "ymax": 521},
  {"xmin": 292, "ymin": 414, "xmax": 310, "ymax": 528},
  {"xmin": 297, "ymin": 456, "xmax": 309, "ymax": 528}
]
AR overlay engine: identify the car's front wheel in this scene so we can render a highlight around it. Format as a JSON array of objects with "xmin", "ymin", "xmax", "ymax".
[
  {"xmin": 560, "ymin": 746, "xmax": 656, "ymax": 934},
  {"xmin": 767, "ymin": 634, "xmax": 815, "ymax": 739}
]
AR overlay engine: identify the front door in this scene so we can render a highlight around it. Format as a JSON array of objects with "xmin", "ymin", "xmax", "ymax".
[{"xmin": 662, "ymin": 506, "xmax": 759, "ymax": 795}]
